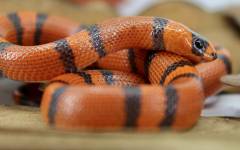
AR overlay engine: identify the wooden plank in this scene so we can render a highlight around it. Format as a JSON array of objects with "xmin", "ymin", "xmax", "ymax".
[
  {"xmin": 0, "ymin": 105, "xmax": 240, "ymax": 150},
  {"xmin": 221, "ymin": 74, "xmax": 240, "ymax": 87}
]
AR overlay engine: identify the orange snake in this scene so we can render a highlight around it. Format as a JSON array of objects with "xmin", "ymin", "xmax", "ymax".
[{"xmin": 0, "ymin": 12, "xmax": 231, "ymax": 131}]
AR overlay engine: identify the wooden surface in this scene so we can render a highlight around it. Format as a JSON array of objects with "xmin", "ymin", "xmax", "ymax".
[
  {"xmin": 0, "ymin": 105, "xmax": 240, "ymax": 150},
  {"xmin": 221, "ymin": 74, "xmax": 240, "ymax": 87}
]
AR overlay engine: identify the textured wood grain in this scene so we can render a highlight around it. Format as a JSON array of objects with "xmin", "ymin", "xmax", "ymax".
[{"xmin": 221, "ymin": 74, "xmax": 240, "ymax": 87}]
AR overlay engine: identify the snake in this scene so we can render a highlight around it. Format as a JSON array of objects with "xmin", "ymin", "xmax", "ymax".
[{"xmin": 0, "ymin": 12, "xmax": 231, "ymax": 131}]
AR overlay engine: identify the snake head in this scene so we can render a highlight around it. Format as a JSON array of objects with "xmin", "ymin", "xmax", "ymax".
[{"xmin": 163, "ymin": 21, "xmax": 217, "ymax": 63}]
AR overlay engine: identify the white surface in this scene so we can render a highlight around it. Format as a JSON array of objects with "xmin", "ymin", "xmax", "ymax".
[
  {"xmin": 117, "ymin": 0, "xmax": 159, "ymax": 16},
  {"xmin": 202, "ymin": 94, "xmax": 240, "ymax": 117},
  {"xmin": 191, "ymin": 0, "xmax": 240, "ymax": 12},
  {"xmin": 116, "ymin": 0, "xmax": 240, "ymax": 16}
]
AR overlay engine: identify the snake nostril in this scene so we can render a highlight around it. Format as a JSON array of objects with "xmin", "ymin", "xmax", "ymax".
[{"xmin": 211, "ymin": 53, "xmax": 217, "ymax": 59}]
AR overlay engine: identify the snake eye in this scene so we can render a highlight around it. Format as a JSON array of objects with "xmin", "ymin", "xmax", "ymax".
[
  {"xmin": 192, "ymin": 37, "xmax": 207, "ymax": 56},
  {"xmin": 194, "ymin": 39, "xmax": 204, "ymax": 50}
]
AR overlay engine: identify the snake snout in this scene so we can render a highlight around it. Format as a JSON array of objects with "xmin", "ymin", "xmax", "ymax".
[
  {"xmin": 211, "ymin": 52, "xmax": 217, "ymax": 60},
  {"xmin": 202, "ymin": 52, "xmax": 217, "ymax": 62}
]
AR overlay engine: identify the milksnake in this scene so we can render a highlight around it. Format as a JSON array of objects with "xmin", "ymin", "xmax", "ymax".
[{"xmin": 0, "ymin": 12, "xmax": 231, "ymax": 130}]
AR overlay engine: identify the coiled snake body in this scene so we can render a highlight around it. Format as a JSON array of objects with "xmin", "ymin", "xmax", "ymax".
[{"xmin": 0, "ymin": 12, "xmax": 231, "ymax": 130}]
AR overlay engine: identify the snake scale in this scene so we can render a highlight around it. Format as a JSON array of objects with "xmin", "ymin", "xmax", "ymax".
[{"xmin": 0, "ymin": 12, "xmax": 231, "ymax": 131}]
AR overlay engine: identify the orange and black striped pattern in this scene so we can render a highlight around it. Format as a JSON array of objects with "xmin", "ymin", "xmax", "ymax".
[{"xmin": 0, "ymin": 12, "xmax": 231, "ymax": 131}]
